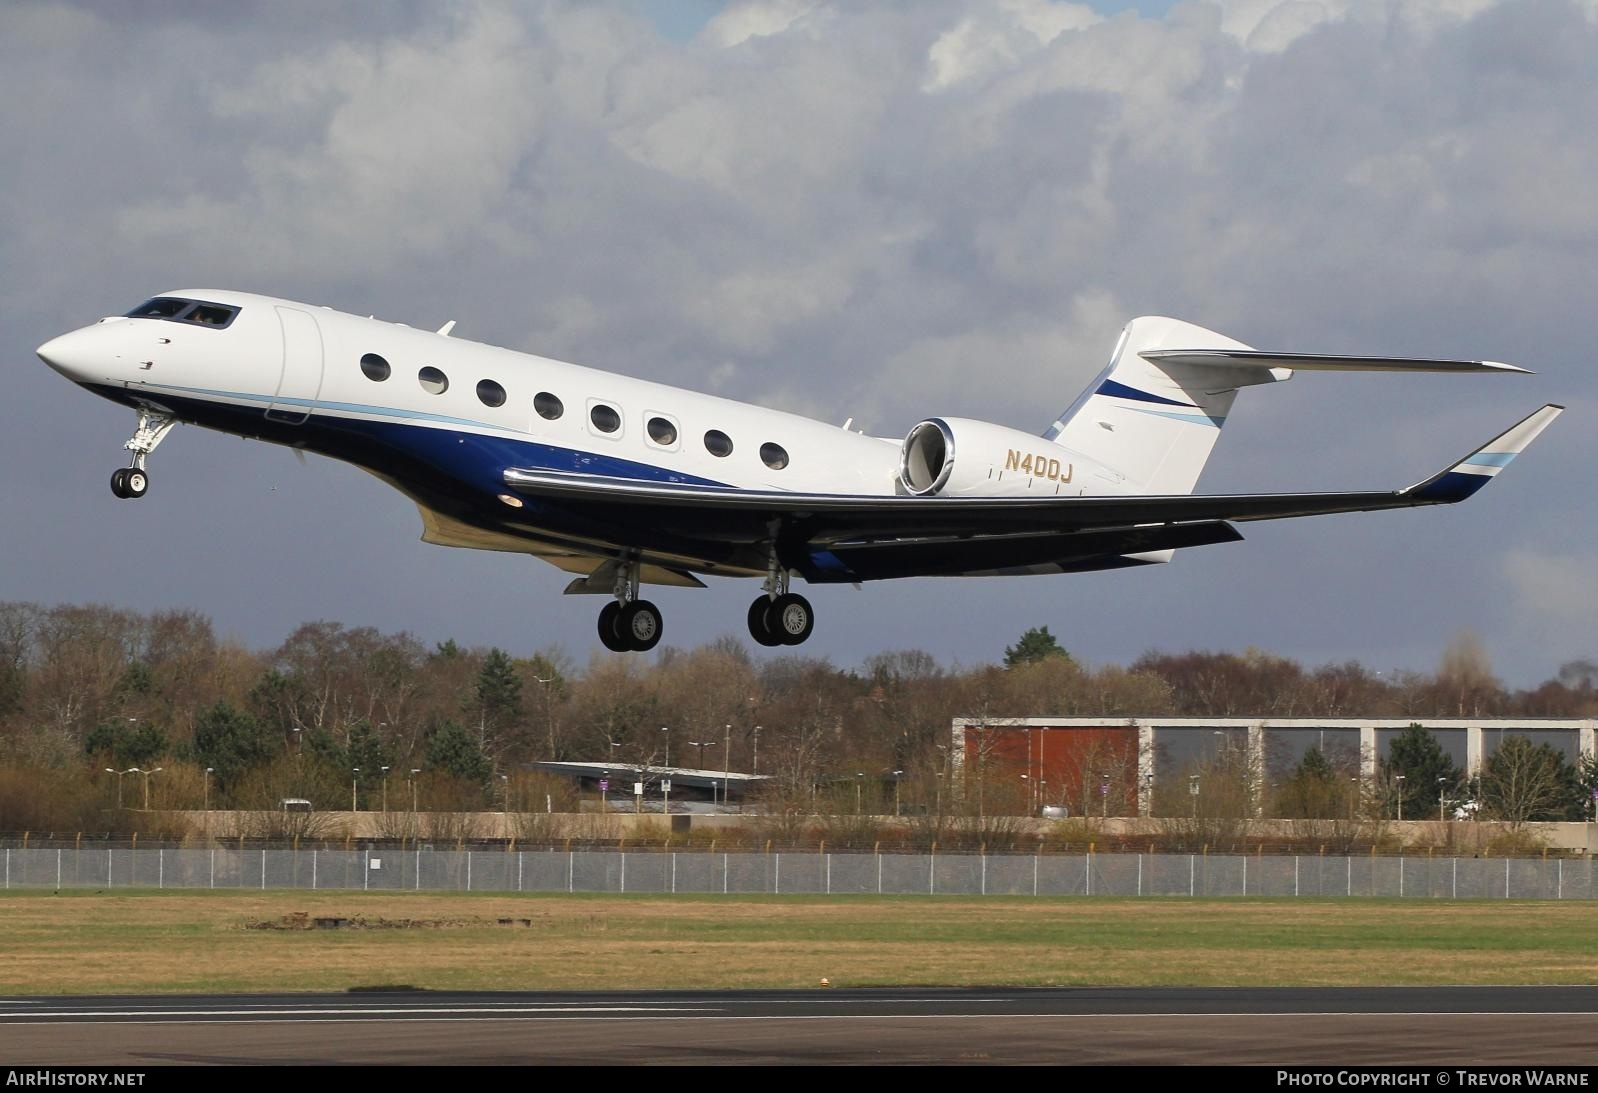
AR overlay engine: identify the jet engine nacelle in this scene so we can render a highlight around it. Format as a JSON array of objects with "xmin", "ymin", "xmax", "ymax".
[{"xmin": 898, "ymin": 417, "xmax": 1080, "ymax": 497}]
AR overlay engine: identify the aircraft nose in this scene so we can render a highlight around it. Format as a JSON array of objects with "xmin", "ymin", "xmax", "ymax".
[{"xmin": 36, "ymin": 328, "xmax": 101, "ymax": 382}]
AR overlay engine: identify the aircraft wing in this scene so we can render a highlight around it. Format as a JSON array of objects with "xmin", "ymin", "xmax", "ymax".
[{"xmin": 502, "ymin": 405, "xmax": 1562, "ymax": 551}]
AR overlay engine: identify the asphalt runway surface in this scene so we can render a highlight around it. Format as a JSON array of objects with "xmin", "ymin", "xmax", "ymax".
[{"xmin": 4, "ymin": 987, "xmax": 1597, "ymax": 1065}]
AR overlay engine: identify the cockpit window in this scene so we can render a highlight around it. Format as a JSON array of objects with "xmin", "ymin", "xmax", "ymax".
[
  {"xmin": 126, "ymin": 298, "xmax": 191, "ymax": 319},
  {"xmin": 123, "ymin": 297, "xmax": 240, "ymax": 330}
]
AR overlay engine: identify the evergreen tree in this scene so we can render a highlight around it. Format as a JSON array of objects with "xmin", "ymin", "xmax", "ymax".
[
  {"xmin": 475, "ymin": 648, "xmax": 523, "ymax": 734},
  {"xmin": 426, "ymin": 719, "xmax": 492, "ymax": 785},
  {"xmin": 1275, "ymin": 747, "xmax": 1346, "ymax": 819},
  {"xmin": 1383, "ymin": 723, "xmax": 1463, "ymax": 820},
  {"xmin": 84, "ymin": 719, "xmax": 168, "ymax": 768},
  {"xmin": 1003, "ymin": 626, "xmax": 1070, "ymax": 669},
  {"xmin": 191, "ymin": 701, "xmax": 274, "ymax": 786}
]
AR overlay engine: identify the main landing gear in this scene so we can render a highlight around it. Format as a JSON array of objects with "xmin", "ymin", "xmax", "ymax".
[
  {"xmin": 110, "ymin": 409, "xmax": 175, "ymax": 501},
  {"xmin": 596, "ymin": 560, "xmax": 663, "ymax": 653},
  {"xmin": 746, "ymin": 559, "xmax": 814, "ymax": 648},
  {"xmin": 593, "ymin": 555, "xmax": 817, "ymax": 653}
]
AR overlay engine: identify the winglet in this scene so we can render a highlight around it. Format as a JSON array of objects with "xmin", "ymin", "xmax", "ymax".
[
  {"xmin": 1404, "ymin": 404, "xmax": 1563, "ymax": 503},
  {"xmin": 436, "ymin": 320, "xmax": 456, "ymax": 337}
]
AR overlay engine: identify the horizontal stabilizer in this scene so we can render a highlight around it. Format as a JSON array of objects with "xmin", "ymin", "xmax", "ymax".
[{"xmin": 1142, "ymin": 349, "xmax": 1532, "ymax": 374}]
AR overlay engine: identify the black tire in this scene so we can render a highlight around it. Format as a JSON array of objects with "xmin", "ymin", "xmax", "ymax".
[
  {"xmin": 769, "ymin": 592, "xmax": 814, "ymax": 646},
  {"xmin": 124, "ymin": 468, "xmax": 148, "ymax": 499},
  {"xmin": 110, "ymin": 468, "xmax": 129, "ymax": 499},
  {"xmin": 618, "ymin": 600, "xmax": 663, "ymax": 652},
  {"xmin": 597, "ymin": 601, "xmax": 629, "ymax": 652},
  {"xmin": 747, "ymin": 597, "xmax": 782, "ymax": 647}
]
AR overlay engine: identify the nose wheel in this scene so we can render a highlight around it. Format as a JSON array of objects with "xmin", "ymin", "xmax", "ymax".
[
  {"xmin": 110, "ymin": 468, "xmax": 149, "ymax": 500},
  {"xmin": 110, "ymin": 408, "xmax": 175, "ymax": 501}
]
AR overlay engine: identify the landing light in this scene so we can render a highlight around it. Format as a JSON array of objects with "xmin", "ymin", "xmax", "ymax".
[{"xmin": 497, "ymin": 493, "xmax": 524, "ymax": 508}]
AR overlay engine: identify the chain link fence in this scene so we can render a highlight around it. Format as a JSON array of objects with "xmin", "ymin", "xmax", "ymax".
[{"xmin": 4, "ymin": 848, "xmax": 1595, "ymax": 899}]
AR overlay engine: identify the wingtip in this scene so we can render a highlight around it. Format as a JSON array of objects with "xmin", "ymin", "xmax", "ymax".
[{"xmin": 1481, "ymin": 360, "xmax": 1534, "ymax": 374}]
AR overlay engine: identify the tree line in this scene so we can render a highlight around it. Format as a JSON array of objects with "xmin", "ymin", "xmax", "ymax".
[{"xmin": 0, "ymin": 603, "xmax": 1595, "ymax": 832}]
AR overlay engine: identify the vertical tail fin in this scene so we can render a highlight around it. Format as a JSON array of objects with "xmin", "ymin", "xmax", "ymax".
[{"xmin": 1046, "ymin": 316, "xmax": 1283, "ymax": 494}]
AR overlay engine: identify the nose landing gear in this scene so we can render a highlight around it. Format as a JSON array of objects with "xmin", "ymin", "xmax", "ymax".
[{"xmin": 110, "ymin": 409, "xmax": 175, "ymax": 501}]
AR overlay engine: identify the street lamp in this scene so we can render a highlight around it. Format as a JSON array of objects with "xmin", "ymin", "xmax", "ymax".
[
  {"xmin": 660, "ymin": 726, "xmax": 670, "ymax": 769},
  {"xmin": 203, "ymin": 767, "xmax": 214, "ymax": 812},
  {"xmin": 500, "ymin": 773, "xmax": 510, "ymax": 815},
  {"xmin": 381, "ymin": 766, "xmax": 391, "ymax": 812},
  {"xmin": 1189, "ymin": 774, "xmax": 1200, "ymax": 818},
  {"xmin": 1350, "ymin": 776, "xmax": 1359, "ymax": 820},
  {"xmin": 1395, "ymin": 773, "xmax": 1406, "ymax": 821},
  {"xmin": 891, "ymin": 770, "xmax": 904, "ymax": 816},
  {"xmin": 409, "ymin": 768, "xmax": 421, "ymax": 813},
  {"xmin": 752, "ymin": 726, "xmax": 761, "ymax": 776},
  {"xmin": 1438, "ymin": 775, "xmax": 1448, "ymax": 822},
  {"xmin": 131, "ymin": 766, "xmax": 163, "ymax": 810},
  {"xmin": 106, "ymin": 767, "xmax": 136, "ymax": 809},
  {"xmin": 351, "ymin": 767, "xmax": 360, "ymax": 813},
  {"xmin": 855, "ymin": 772, "xmax": 864, "ymax": 814},
  {"xmin": 1100, "ymin": 772, "xmax": 1110, "ymax": 818}
]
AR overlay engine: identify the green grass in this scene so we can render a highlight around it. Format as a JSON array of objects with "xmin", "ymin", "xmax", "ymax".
[{"xmin": 3, "ymin": 889, "xmax": 1597, "ymax": 994}]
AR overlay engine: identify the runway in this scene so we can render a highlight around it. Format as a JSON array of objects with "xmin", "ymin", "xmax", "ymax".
[{"xmin": 4, "ymin": 987, "xmax": 1597, "ymax": 1065}]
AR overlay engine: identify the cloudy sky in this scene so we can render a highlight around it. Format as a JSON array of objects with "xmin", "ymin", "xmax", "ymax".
[{"xmin": 4, "ymin": 0, "xmax": 1594, "ymax": 684}]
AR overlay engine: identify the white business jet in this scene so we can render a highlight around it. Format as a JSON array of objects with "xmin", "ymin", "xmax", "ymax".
[{"xmin": 36, "ymin": 291, "xmax": 1560, "ymax": 652}]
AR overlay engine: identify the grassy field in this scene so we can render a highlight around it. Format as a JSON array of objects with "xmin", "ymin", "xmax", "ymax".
[{"xmin": 4, "ymin": 889, "xmax": 1598, "ymax": 995}]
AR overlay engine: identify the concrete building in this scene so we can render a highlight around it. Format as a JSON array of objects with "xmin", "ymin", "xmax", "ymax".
[{"xmin": 951, "ymin": 716, "xmax": 1598, "ymax": 817}]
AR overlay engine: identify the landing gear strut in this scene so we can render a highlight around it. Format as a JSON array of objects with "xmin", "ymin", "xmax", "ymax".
[
  {"xmin": 746, "ymin": 555, "xmax": 814, "ymax": 647},
  {"xmin": 596, "ymin": 559, "xmax": 663, "ymax": 653},
  {"xmin": 110, "ymin": 409, "xmax": 175, "ymax": 501}
]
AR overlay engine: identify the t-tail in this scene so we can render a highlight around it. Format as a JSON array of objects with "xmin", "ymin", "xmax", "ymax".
[{"xmin": 1045, "ymin": 316, "xmax": 1532, "ymax": 496}]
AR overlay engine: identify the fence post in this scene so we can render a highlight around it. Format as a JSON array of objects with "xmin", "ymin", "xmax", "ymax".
[
  {"xmin": 157, "ymin": 849, "xmax": 163, "ymax": 890},
  {"xmin": 364, "ymin": 849, "xmax": 370, "ymax": 891},
  {"xmin": 1034, "ymin": 851, "xmax": 1040, "ymax": 897},
  {"xmin": 1347, "ymin": 855, "xmax": 1352, "ymax": 897},
  {"xmin": 261, "ymin": 849, "xmax": 266, "ymax": 890},
  {"xmin": 56, "ymin": 848, "xmax": 62, "ymax": 890},
  {"xmin": 1399, "ymin": 856, "xmax": 1404, "ymax": 898},
  {"xmin": 826, "ymin": 852, "xmax": 831, "ymax": 895},
  {"xmin": 1294, "ymin": 855, "xmax": 1299, "ymax": 898},
  {"xmin": 109, "ymin": 848, "xmax": 113, "ymax": 888},
  {"xmin": 209, "ymin": 848, "xmax": 214, "ymax": 890},
  {"xmin": 1189, "ymin": 853, "xmax": 1195, "ymax": 897},
  {"xmin": 568, "ymin": 849, "xmax": 574, "ymax": 894},
  {"xmin": 415, "ymin": 847, "xmax": 421, "ymax": 891},
  {"xmin": 4, "ymin": 848, "xmax": 8, "ymax": 890},
  {"xmin": 1135, "ymin": 853, "xmax": 1141, "ymax": 897},
  {"xmin": 723, "ymin": 852, "xmax": 729, "ymax": 895},
  {"xmin": 773, "ymin": 852, "xmax": 779, "ymax": 895},
  {"xmin": 1084, "ymin": 851, "xmax": 1089, "ymax": 896},
  {"xmin": 877, "ymin": 849, "xmax": 883, "ymax": 895},
  {"xmin": 519, "ymin": 851, "xmax": 524, "ymax": 893},
  {"xmin": 1505, "ymin": 858, "xmax": 1511, "ymax": 900},
  {"xmin": 312, "ymin": 850, "xmax": 317, "ymax": 890},
  {"xmin": 1453, "ymin": 856, "xmax": 1458, "ymax": 900},
  {"xmin": 619, "ymin": 851, "xmax": 625, "ymax": 894},
  {"xmin": 1558, "ymin": 857, "xmax": 1563, "ymax": 901},
  {"xmin": 1241, "ymin": 855, "xmax": 1247, "ymax": 897},
  {"xmin": 929, "ymin": 849, "xmax": 935, "ymax": 895},
  {"xmin": 467, "ymin": 850, "xmax": 473, "ymax": 893},
  {"xmin": 670, "ymin": 852, "xmax": 675, "ymax": 894},
  {"xmin": 981, "ymin": 852, "xmax": 987, "ymax": 896}
]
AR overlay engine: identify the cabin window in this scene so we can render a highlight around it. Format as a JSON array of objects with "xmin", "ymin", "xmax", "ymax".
[
  {"xmin": 534, "ymin": 392, "xmax": 563, "ymax": 420},
  {"xmin": 646, "ymin": 415, "xmax": 678, "ymax": 447},
  {"xmin": 186, "ymin": 304, "xmax": 234, "ymax": 326},
  {"xmin": 476, "ymin": 379, "xmax": 507, "ymax": 408},
  {"xmin": 418, "ymin": 366, "xmax": 449, "ymax": 395},
  {"xmin": 704, "ymin": 430, "xmax": 733, "ymax": 457},
  {"xmin": 760, "ymin": 442, "xmax": 790, "ymax": 471},
  {"xmin": 590, "ymin": 403, "xmax": 621, "ymax": 434},
  {"xmin": 360, "ymin": 353, "xmax": 390, "ymax": 382}
]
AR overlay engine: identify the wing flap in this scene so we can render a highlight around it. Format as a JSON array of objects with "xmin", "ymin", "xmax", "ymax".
[{"xmin": 1142, "ymin": 349, "xmax": 1532, "ymax": 374}]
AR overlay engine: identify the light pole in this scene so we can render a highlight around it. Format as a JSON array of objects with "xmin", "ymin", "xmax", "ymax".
[
  {"xmin": 752, "ymin": 725, "xmax": 761, "ymax": 776},
  {"xmin": 1189, "ymin": 774, "xmax": 1199, "ymax": 818},
  {"xmin": 892, "ymin": 770, "xmax": 903, "ymax": 816},
  {"xmin": 1438, "ymin": 776, "xmax": 1448, "ymax": 822},
  {"xmin": 660, "ymin": 726, "xmax": 670, "ymax": 769},
  {"xmin": 1395, "ymin": 773, "xmax": 1406, "ymax": 821},
  {"xmin": 500, "ymin": 773, "xmax": 509, "ymax": 815},
  {"xmin": 723, "ymin": 723, "xmax": 732, "ymax": 813},
  {"xmin": 1020, "ymin": 773, "xmax": 1029, "ymax": 814},
  {"xmin": 1350, "ymin": 776, "xmax": 1359, "ymax": 820},
  {"xmin": 1101, "ymin": 772, "xmax": 1110, "ymax": 818},
  {"xmin": 381, "ymin": 766, "xmax": 391, "ymax": 812},
  {"xmin": 409, "ymin": 768, "xmax": 421, "ymax": 813},
  {"xmin": 855, "ymin": 772, "xmax": 864, "ymax": 814},
  {"xmin": 132, "ymin": 766, "xmax": 163, "ymax": 810},
  {"xmin": 203, "ymin": 767, "xmax": 214, "ymax": 812},
  {"xmin": 351, "ymin": 767, "xmax": 360, "ymax": 812},
  {"xmin": 106, "ymin": 767, "xmax": 135, "ymax": 809}
]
